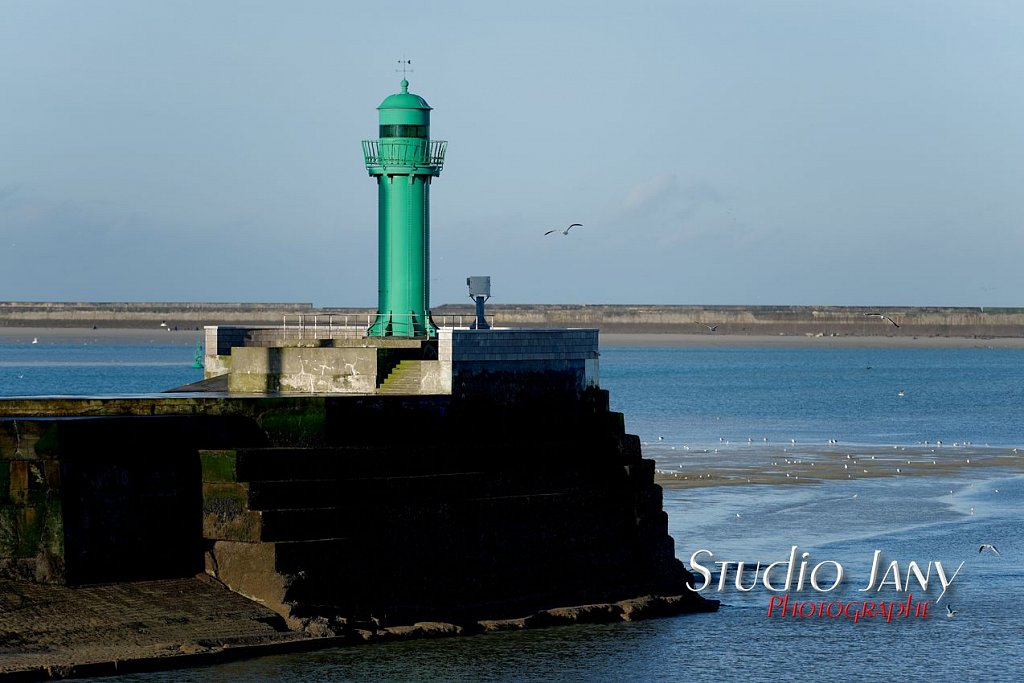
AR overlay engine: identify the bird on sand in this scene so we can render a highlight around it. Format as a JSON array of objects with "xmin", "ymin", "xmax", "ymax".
[
  {"xmin": 865, "ymin": 313, "xmax": 900, "ymax": 328},
  {"xmin": 979, "ymin": 544, "xmax": 1001, "ymax": 556},
  {"xmin": 544, "ymin": 223, "xmax": 583, "ymax": 236}
]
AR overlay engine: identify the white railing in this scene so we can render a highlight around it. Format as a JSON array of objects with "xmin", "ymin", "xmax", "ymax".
[
  {"xmin": 280, "ymin": 314, "xmax": 495, "ymax": 340},
  {"xmin": 434, "ymin": 314, "xmax": 496, "ymax": 329}
]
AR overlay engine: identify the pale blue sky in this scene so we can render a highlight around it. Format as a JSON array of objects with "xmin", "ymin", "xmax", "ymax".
[{"xmin": 2, "ymin": 1, "xmax": 1022, "ymax": 307}]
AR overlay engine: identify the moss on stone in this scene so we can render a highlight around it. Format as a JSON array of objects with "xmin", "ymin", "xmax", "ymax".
[
  {"xmin": 201, "ymin": 450, "xmax": 238, "ymax": 483},
  {"xmin": 8, "ymin": 461, "xmax": 28, "ymax": 505},
  {"xmin": 32, "ymin": 425, "xmax": 61, "ymax": 457},
  {"xmin": 42, "ymin": 498, "xmax": 63, "ymax": 558},
  {"xmin": 26, "ymin": 462, "xmax": 48, "ymax": 507},
  {"xmin": 17, "ymin": 506, "xmax": 41, "ymax": 558},
  {"xmin": 0, "ymin": 505, "xmax": 16, "ymax": 555},
  {"xmin": 202, "ymin": 483, "xmax": 261, "ymax": 542},
  {"xmin": 203, "ymin": 483, "xmax": 249, "ymax": 517},
  {"xmin": 229, "ymin": 373, "xmax": 280, "ymax": 393},
  {"xmin": 257, "ymin": 410, "xmax": 326, "ymax": 446},
  {"xmin": 0, "ymin": 462, "xmax": 9, "ymax": 504}
]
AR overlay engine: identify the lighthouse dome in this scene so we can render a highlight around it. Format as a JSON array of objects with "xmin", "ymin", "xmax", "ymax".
[
  {"xmin": 378, "ymin": 79, "xmax": 431, "ymax": 133},
  {"xmin": 378, "ymin": 79, "xmax": 432, "ymax": 111}
]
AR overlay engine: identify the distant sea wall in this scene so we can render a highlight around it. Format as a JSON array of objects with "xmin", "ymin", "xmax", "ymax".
[
  {"xmin": 2, "ymin": 302, "xmax": 1023, "ymax": 337},
  {"xmin": 433, "ymin": 304, "xmax": 1024, "ymax": 338},
  {"xmin": 0, "ymin": 302, "xmax": 319, "ymax": 328}
]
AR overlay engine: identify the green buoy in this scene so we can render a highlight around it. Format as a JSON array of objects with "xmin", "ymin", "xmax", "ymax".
[{"xmin": 192, "ymin": 338, "xmax": 204, "ymax": 369}]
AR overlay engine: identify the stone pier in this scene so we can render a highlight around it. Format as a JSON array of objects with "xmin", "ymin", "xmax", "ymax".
[{"xmin": 0, "ymin": 328, "xmax": 716, "ymax": 676}]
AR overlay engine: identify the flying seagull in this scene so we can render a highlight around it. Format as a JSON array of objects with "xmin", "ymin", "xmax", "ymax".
[
  {"xmin": 544, "ymin": 223, "xmax": 583, "ymax": 236},
  {"xmin": 946, "ymin": 604, "xmax": 957, "ymax": 618},
  {"xmin": 979, "ymin": 544, "xmax": 1001, "ymax": 556},
  {"xmin": 865, "ymin": 313, "xmax": 900, "ymax": 328}
]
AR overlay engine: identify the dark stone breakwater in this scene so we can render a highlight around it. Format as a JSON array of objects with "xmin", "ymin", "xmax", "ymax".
[{"xmin": 0, "ymin": 385, "xmax": 716, "ymax": 677}]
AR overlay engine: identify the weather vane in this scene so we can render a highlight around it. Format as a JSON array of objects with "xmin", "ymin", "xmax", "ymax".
[{"xmin": 396, "ymin": 58, "xmax": 413, "ymax": 77}]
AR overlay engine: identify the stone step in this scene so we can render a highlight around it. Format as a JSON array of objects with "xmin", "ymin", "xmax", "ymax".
[
  {"xmin": 247, "ymin": 472, "xmax": 492, "ymax": 510},
  {"xmin": 273, "ymin": 529, "xmax": 646, "ymax": 621},
  {"xmin": 206, "ymin": 471, "xmax": 643, "ymax": 544},
  {"xmin": 233, "ymin": 444, "xmax": 634, "ymax": 482},
  {"xmin": 258, "ymin": 501, "xmax": 463, "ymax": 542},
  {"xmin": 207, "ymin": 487, "xmax": 636, "ymax": 545},
  {"xmin": 378, "ymin": 360, "xmax": 433, "ymax": 394},
  {"xmin": 281, "ymin": 492, "xmax": 627, "ymax": 541}
]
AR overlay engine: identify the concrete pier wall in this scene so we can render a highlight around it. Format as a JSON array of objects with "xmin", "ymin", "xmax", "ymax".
[
  {"xmin": 227, "ymin": 347, "xmax": 381, "ymax": 394},
  {"xmin": 203, "ymin": 327, "xmax": 600, "ymax": 397}
]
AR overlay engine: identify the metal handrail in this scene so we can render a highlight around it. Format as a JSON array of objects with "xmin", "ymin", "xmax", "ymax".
[{"xmin": 280, "ymin": 313, "xmax": 495, "ymax": 340}]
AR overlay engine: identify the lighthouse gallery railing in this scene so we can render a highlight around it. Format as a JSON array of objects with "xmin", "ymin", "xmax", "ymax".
[{"xmin": 362, "ymin": 139, "xmax": 447, "ymax": 170}]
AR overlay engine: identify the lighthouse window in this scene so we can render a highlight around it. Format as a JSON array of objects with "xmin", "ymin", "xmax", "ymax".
[{"xmin": 380, "ymin": 124, "xmax": 427, "ymax": 138}]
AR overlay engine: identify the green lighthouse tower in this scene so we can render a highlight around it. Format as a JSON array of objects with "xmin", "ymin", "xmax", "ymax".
[{"xmin": 362, "ymin": 79, "xmax": 447, "ymax": 337}]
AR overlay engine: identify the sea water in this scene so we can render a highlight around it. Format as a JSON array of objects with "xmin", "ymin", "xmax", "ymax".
[
  {"xmin": 601, "ymin": 346, "xmax": 1024, "ymax": 448},
  {"xmin": 2, "ymin": 336, "xmax": 1022, "ymax": 681},
  {"xmin": 0, "ymin": 332, "xmax": 202, "ymax": 396}
]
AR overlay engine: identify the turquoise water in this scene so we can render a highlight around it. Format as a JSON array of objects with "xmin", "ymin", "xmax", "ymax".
[{"xmin": 3, "ymin": 337, "xmax": 1023, "ymax": 681}]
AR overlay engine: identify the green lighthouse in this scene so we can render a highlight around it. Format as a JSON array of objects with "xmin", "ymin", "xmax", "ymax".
[{"xmin": 362, "ymin": 79, "xmax": 447, "ymax": 337}]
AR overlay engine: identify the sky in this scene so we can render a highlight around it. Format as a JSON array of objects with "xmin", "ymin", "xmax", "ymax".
[{"xmin": 2, "ymin": 0, "xmax": 1022, "ymax": 308}]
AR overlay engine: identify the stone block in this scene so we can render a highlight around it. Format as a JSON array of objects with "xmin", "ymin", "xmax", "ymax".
[
  {"xmin": 200, "ymin": 450, "xmax": 238, "ymax": 483},
  {"xmin": 256, "ymin": 405, "xmax": 327, "ymax": 446},
  {"xmin": 0, "ymin": 505, "xmax": 16, "ymax": 557},
  {"xmin": 477, "ymin": 617, "xmax": 527, "ymax": 632},
  {"xmin": 203, "ymin": 482, "xmax": 261, "ymax": 542},
  {"xmin": 207, "ymin": 540, "xmax": 293, "ymax": 621},
  {"xmin": 383, "ymin": 622, "xmax": 463, "ymax": 639},
  {"xmin": 0, "ymin": 461, "xmax": 9, "ymax": 504},
  {"xmin": 624, "ymin": 459, "xmax": 656, "ymax": 488},
  {"xmin": 8, "ymin": 460, "xmax": 32, "ymax": 506},
  {"xmin": 528, "ymin": 603, "xmax": 624, "ymax": 627},
  {"xmin": 617, "ymin": 594, "xmax": 698, "ymax": 621},
  {"xmin": 16, "ymin": 506, "xmax": 41, "ymax": 558},
  {"xmin": 228, "ymin": 347, "xmax": 379, "ymax": 394}
]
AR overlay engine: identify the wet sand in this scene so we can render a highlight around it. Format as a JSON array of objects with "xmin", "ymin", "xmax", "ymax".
[
  {"xmin": 0, "ymin": 575, "xmax": 331, "ymax": 679},
  {"xmin": 652, "ymin": 442, "xmax": 1024, "ymax": 489}
]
